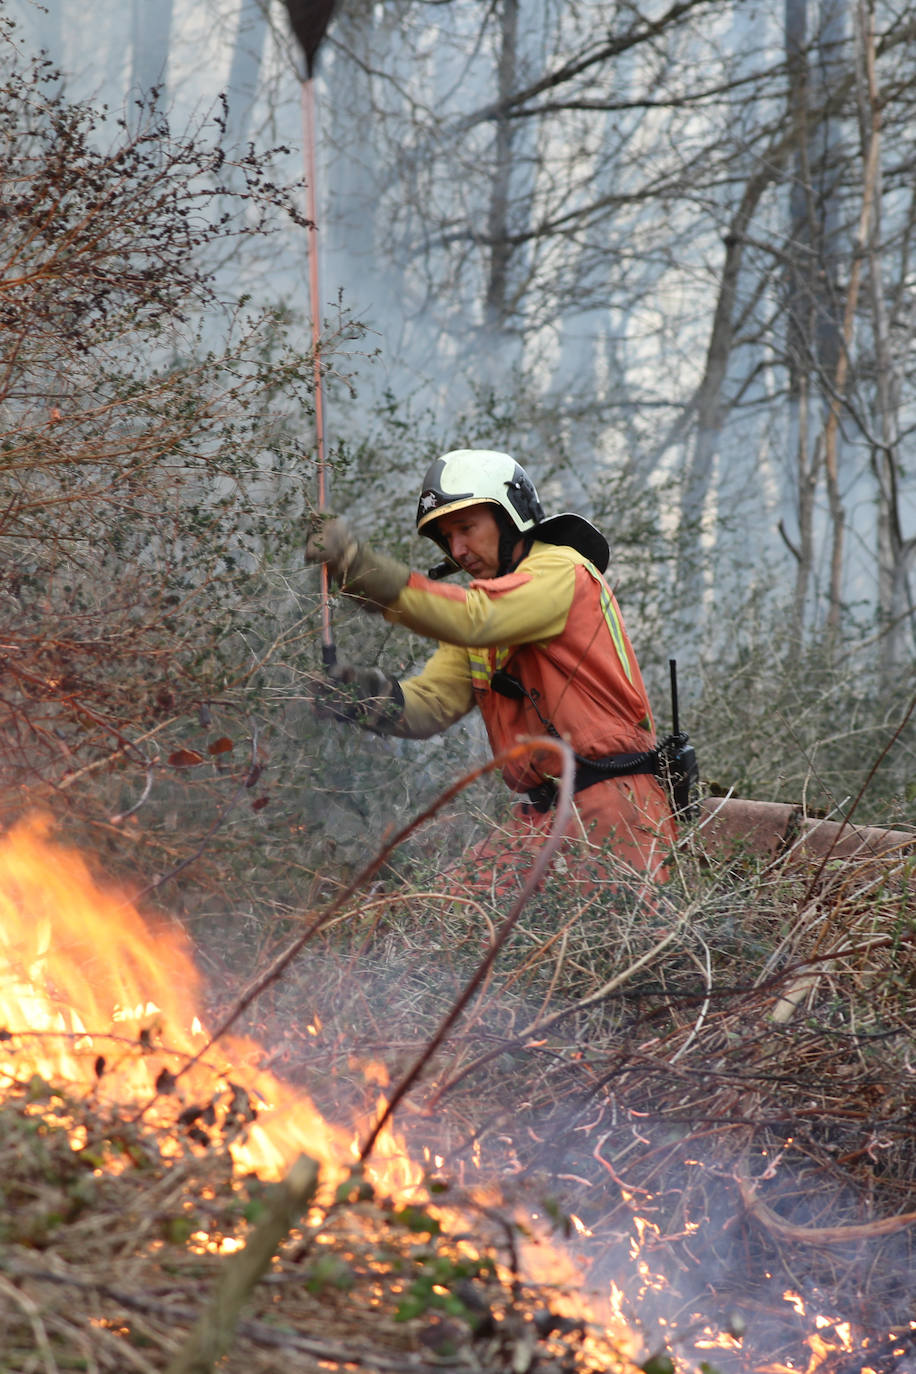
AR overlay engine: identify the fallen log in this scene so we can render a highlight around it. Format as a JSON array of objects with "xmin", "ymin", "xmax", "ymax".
[{"xmin": 696, "ymin": 796, "xmax": 914, "ymax": 868}]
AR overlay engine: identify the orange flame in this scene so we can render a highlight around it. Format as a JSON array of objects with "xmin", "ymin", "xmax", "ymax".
[
  {"xmin": 0, "ymin": 814, "xmax": 418, "ymax": 1193},
  {"xmin": 0, "ymin": 814, "xmax": 662, "ymax": 1370},
  {"xmin": 3, "ymin": 814, "xmax": 890, "ymax": 1374}
]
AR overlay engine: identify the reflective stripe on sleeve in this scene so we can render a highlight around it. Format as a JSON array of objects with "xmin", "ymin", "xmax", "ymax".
[{"xmin": 585, "ymin": 565, "xmax": 633, "ymax": 684}]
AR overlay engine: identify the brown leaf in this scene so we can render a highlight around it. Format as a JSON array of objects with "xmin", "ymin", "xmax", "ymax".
[
  {"xmin": 207, "ymin": 736, "xmax": 234, "ymax": 755},
  {"xmin": 225, "ymin": 1081, "xmax": 256, "ymax": 1122},
  {"xmin": 155, "ymin": 1067, "xmax": 177, "ymax": 1095},
  {"xmin": 168, "ymin": 748, "xmax": 204, "ymax": 768},
  {"xmin": 251, "ymin": 795, "xmax": 270, "ymax": 811}
]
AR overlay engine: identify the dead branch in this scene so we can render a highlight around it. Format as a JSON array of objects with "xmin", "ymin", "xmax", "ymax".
[
  {"xmin": 136, "ymin": 736, "xmax": 573, "ymax": 1145},
  {"xmin": 358, "ymin": 736, "xmax": 575, "ymax": 1161},
  {"xmin": 165, "ymin": 1153, "xmax": 319, "ymax": 1374},
  {"xmin": 736, "ymin": 1166, "xmax": 916, "ymax": 1245}
]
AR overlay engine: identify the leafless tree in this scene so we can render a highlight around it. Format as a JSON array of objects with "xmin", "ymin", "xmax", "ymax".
[{"xmin": 11, "ymin": 0, "xmax": 915, "ymax": 683}]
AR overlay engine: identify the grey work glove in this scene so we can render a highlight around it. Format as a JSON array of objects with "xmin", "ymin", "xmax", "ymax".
[
  {"xmin": 305, "ymin": 513, "xmax": 409, "ymax": 610},
  {"xmin": 314, "ymin": 662, "xmax": 405, "ymax": 734}
]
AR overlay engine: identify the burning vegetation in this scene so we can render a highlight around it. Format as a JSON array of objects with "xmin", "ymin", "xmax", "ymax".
[
  {"xmin": 0, "ymin": 1077, "xmax": 623, "ymax": 1373},
  {"xmin": 3, "ymin": 21, "xmax": 915, "ymax": 1373},
  {"xmin": 1, "ymin": 809, "xmax": 915, "ymax": 1374},
  {"xmin": 0, "ymin": 813, "xmax": 642, "ymax": 1373}
]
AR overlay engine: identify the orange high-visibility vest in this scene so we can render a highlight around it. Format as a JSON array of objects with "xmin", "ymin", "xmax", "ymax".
[
  {"xmin": 466, "ymin": 559, "xmax": 657, "ymax": 792},
  {"xmin": 387, "ymin": 541, "xmax": 675, "ymax": 876}
]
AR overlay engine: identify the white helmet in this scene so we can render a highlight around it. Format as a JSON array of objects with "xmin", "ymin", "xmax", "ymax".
[
  {"xmin": 416, "ymin": 450, "xmax": 544, "ymax": 539},
  {"xmin": 416, "ymin": 448, "xmax": 610, "ymax": 573}
]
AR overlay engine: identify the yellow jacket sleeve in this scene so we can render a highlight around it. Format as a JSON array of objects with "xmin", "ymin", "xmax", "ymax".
[
  {"xmin": 397, "ymin": 641, "xmax": 474, "ymax": 739},
  {"xmin": 383, "ymin": 542, "xmax": 576, "ymax": 647}
]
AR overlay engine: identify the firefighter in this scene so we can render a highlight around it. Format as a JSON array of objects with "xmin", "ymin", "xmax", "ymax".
[{"xmin": 306, "ymin": 449, "xmax": 676, "ymax": 883}]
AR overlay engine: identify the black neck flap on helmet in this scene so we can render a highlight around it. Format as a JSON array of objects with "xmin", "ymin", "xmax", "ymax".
[{"xmin": 532, "ymin": 513, "xmax": 610, "ymax": 573}]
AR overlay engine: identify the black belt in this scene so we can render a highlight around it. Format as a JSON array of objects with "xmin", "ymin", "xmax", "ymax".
[{"xmin": 525, "ymin": 751, "xmax": 658, "ymax": 813}]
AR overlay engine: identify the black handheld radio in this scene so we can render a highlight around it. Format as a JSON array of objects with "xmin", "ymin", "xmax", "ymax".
[{"xmin": 666, "ymin": 659, "xmax": 699, "ymax": 820}]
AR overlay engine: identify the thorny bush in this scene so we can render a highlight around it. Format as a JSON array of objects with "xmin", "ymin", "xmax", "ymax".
[{"xmin": 0, "ymin": 20, "xmax": 345, "ymax": 886}]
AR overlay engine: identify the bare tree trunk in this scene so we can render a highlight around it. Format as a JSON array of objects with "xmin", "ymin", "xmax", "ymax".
[
  {"xmin": 673, "ymin": 0, "xmax": 838, "ymax": 597},
  {"xmin": 677, "ymin": 166, "xmax": 781, "ymax": 600},
  {"xmin": 856, "ymin": 3, "xmax": 916, "ymax": 676},
  {"xmin": 324, "ymin": 3, "xmax": 404, "ymax": 352},
  {"xmin": 785, "ymin": 382, "xmax": 821, "ymax": 638},
  {"xmin": 779, "ymin": 0, "xmax": 854, "ymax": 645},
  {"xmin": 484, "ymin": 0, "xmax": 519, "ymax": 332},
  {"xmin": 34, "ymin": 0, "xmax": 62, "ymax": 62},
  {"xmin": 225, "ymin": 0, "xmax": 269, "ymax": 148},
  {"xmin": 130, "ymin": 0, "xmax": 173, "ymax": 107},
  {"xmin": 819, "ymin": 0, "xmax": 877, "ymax": 640},
  {"xmin": 784, "ymin": 0, "xmax": 818, "ymax": 638}
]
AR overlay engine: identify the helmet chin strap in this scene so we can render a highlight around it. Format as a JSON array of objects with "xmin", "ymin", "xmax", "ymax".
[{"xmin": 495, "ymin": 510, "xmax": 532, "ymax": 576}]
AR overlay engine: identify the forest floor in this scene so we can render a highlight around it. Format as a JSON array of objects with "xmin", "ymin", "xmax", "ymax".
[{"xmin": 0, "ymin": 814, "xmax": 914, "ymax": 1373}]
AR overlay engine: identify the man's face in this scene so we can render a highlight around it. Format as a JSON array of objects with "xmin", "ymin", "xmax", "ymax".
[{"xmin": 436, "ymin": 504, "xmax": 507, "ymax": 579}]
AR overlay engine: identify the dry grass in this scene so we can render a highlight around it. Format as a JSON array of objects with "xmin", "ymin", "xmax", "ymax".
[
  {"xmin": 220, "ymin": 814, "xmax": 916, "ymax": 1370},
  {"xmin": 1, "ymin": 799, "xmax": 913, "ymax": 1373},
  {"xmin": 0, "ymin": 1070, "xmax": 645, "ymax": 1374}
]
